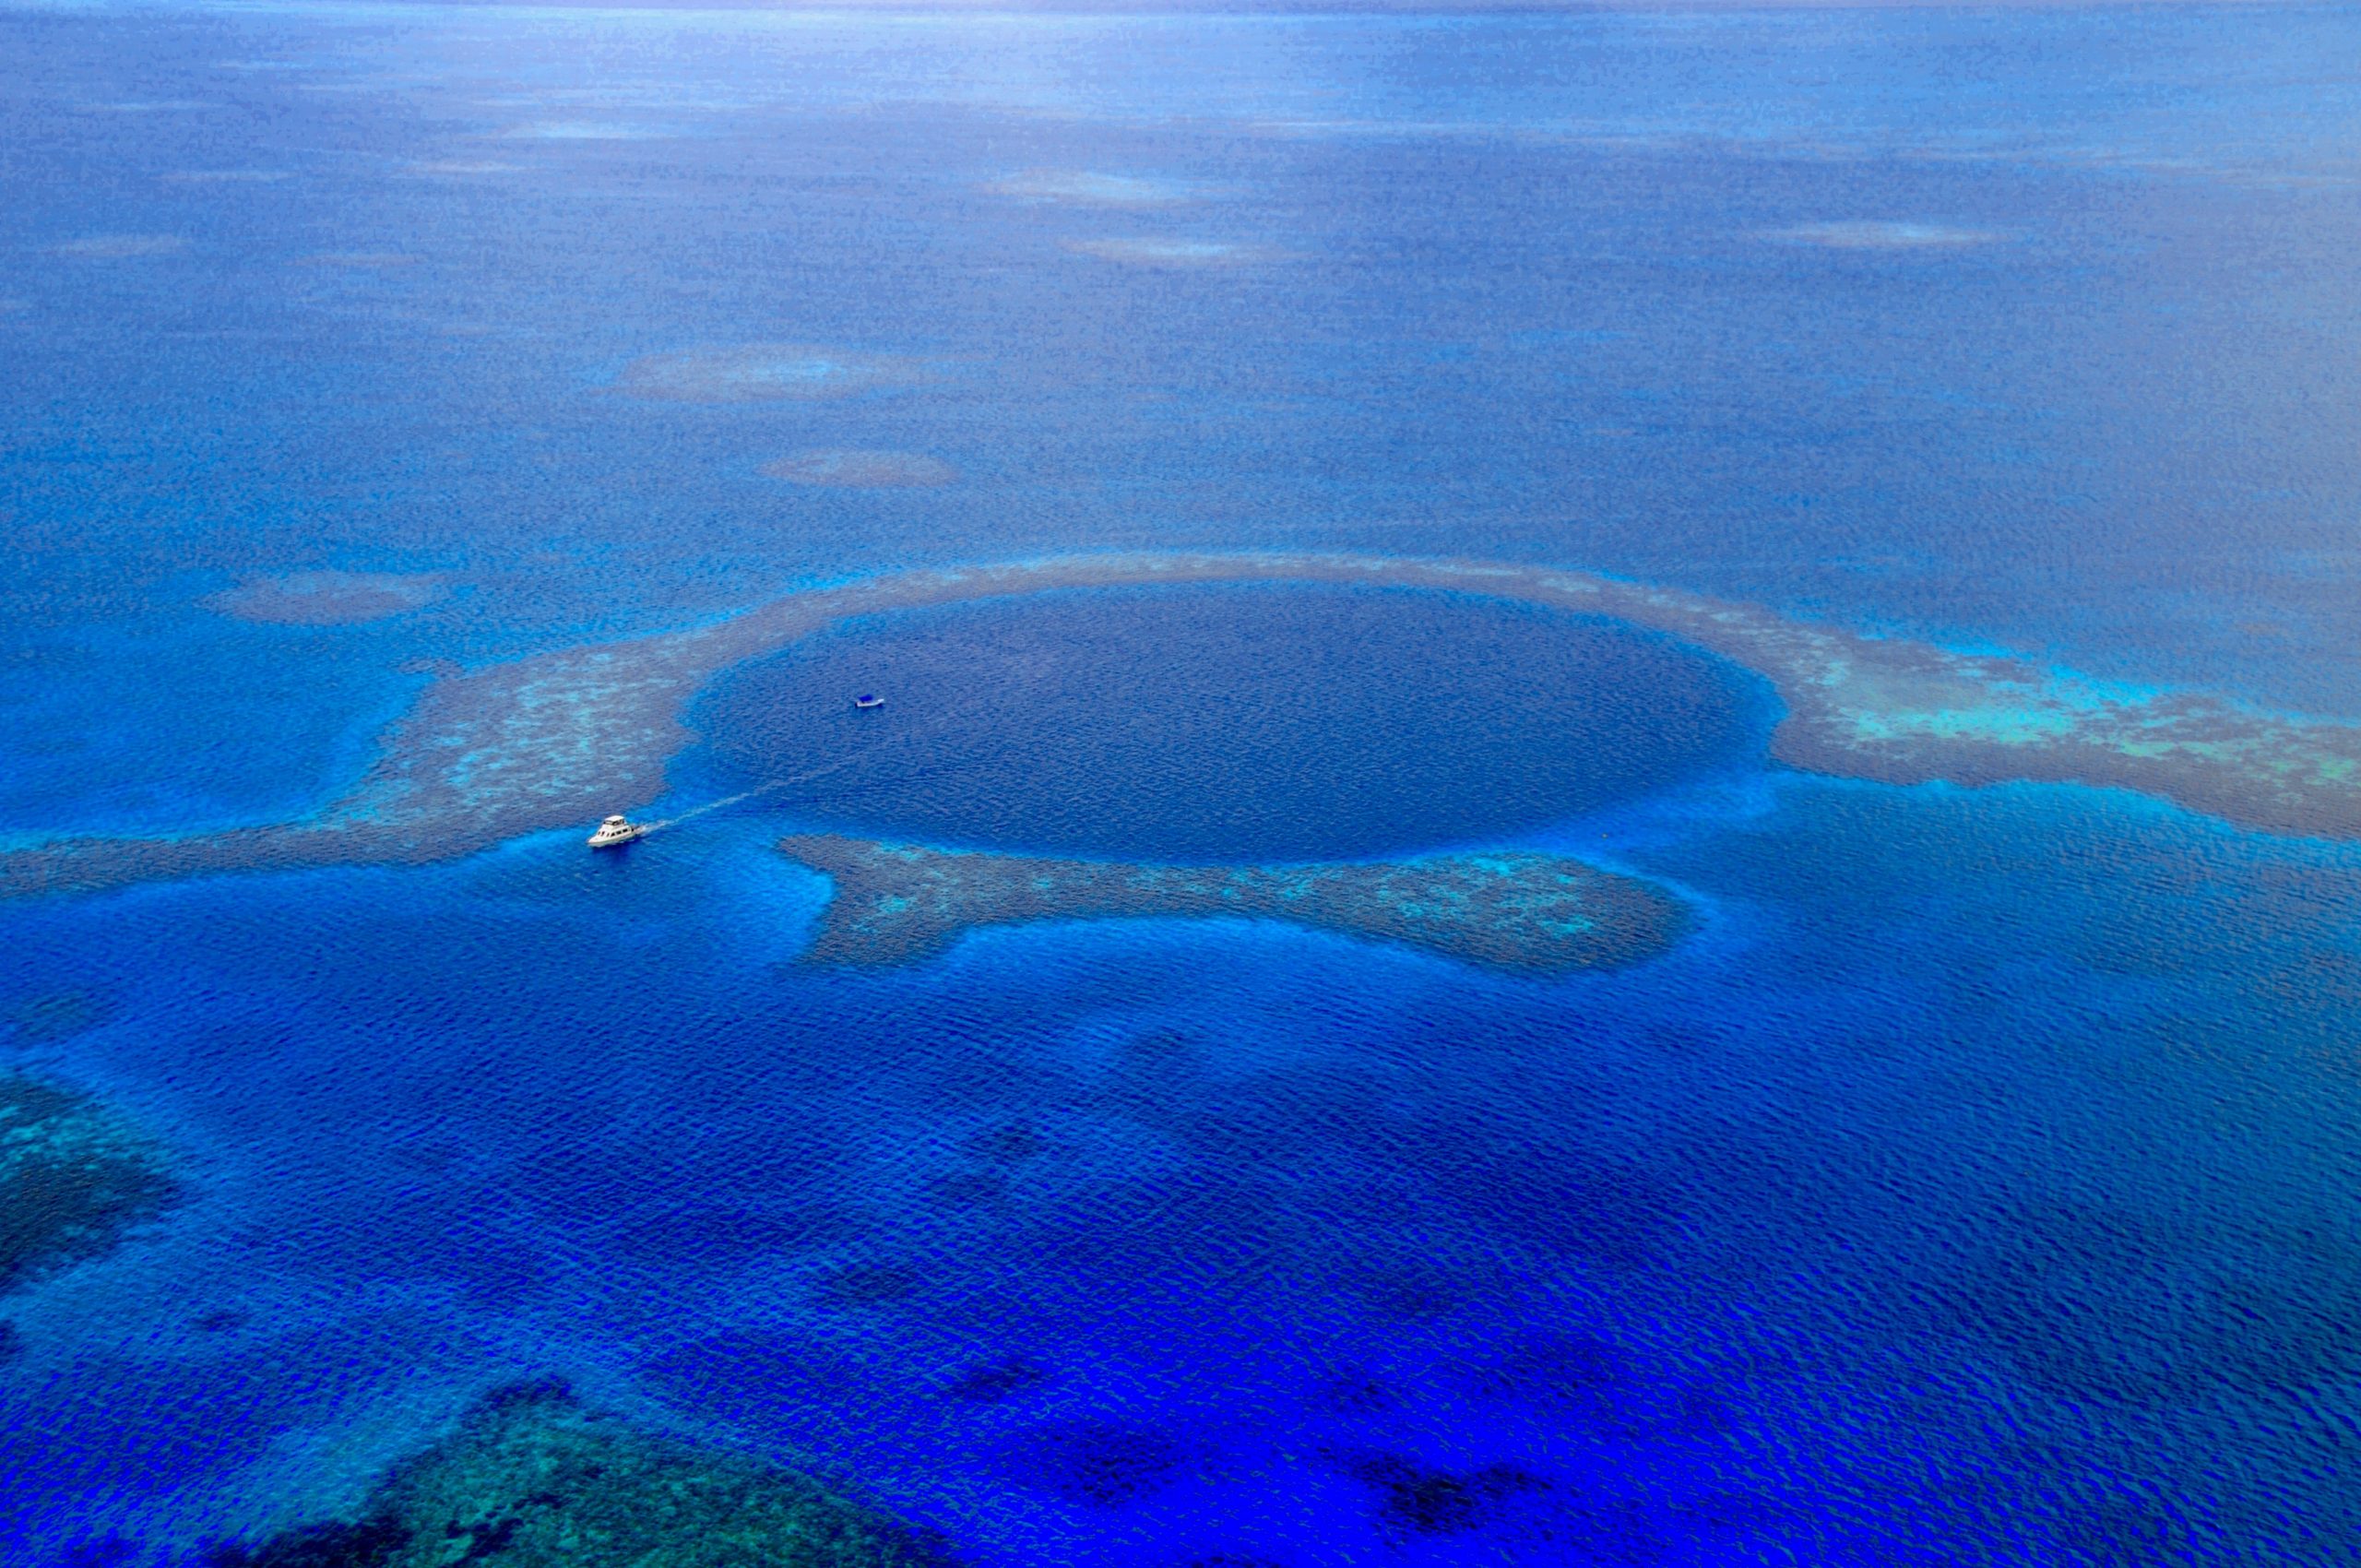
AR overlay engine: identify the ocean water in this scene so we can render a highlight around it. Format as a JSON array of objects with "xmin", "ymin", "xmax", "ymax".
[
  {"xmin": 686, "ymin": 583, "xmax": 1768, "ymax": 861},
  {"xmin": 5, "ymin": 3, "xmax": 2361, "ymax": 1564}
]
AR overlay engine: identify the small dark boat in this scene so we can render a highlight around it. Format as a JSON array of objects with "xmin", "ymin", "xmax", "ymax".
[{"xmin": 854, "ymin": 693, "xmax": 884, "ymax": 710}]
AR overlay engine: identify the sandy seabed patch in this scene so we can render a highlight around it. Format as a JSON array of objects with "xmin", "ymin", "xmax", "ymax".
[
  {"xmin": 206, "ymin": 571, "xmax": 445, "ymax": 626},
  {"xmin": 504, "ymin": 120, "xmax": 672, "ymax": 141},
  {"xmin": 55, "ymin": 233, "xmax": 186, "ymax": 259},
  {"xmin": 761, "ymin": 450, "xmax": 958, "ymax": 488},
  {"xmin": 613, "ymin": 344, "xmax": 924, "ymax": 403},
  {"xmin": 1764, "ymin": 220, "xmax": 2003, "ymax": 249},
  {"xmin": 296, "ymin": 252, "xmax": 417, "ymax": 269},
  {"xmin": 406, "ymin": 160, "xmax": 527, "ymax": 177},
  {"xmin": 160, "ymin": 169, "xmax": 291, "ymax": 184},
  {"xmin": 987, "ymin": 170, "xmax": 1201, "ymax": 206},
  {"xmin": 1066, "ymin": 237, "xmax": 1266, "ymax": 266}
]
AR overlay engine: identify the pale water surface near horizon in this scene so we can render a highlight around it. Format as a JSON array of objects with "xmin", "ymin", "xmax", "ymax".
[{"xmin": 5, "ymin": 4, "xmax": 2361, "ymax": 1563}]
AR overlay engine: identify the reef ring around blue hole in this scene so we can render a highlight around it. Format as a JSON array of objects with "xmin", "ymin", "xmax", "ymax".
[{"xmin": 685, "ymin": 581, "xmax": 1769, "ymax": 865}]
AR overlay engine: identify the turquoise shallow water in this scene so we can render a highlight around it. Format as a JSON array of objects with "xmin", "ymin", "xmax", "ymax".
[{"xmin": 4, "ymin": 4, "xmax": 2361, "ymax": 1564}]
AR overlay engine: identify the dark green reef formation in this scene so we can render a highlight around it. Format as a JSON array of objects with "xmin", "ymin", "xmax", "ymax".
[
  {"xmin": 208, "ymin": 1381, "xmax": 951, "ymax": 1568},
  {"xmin": 0, "ymin": 1072, "xmax": 180, "ymax": 1299},
  {"xmin": 777, "ymin": 834, "xmax": 1686, "ymax": 974},
  {"xmin": 11, "ymin": 551, "xmax": 2361, "ymax": 901}
]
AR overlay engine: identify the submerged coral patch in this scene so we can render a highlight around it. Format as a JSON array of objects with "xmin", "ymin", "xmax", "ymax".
[
  {"xmin": 644, "ymin": 1326, "xmax": 883, "ymax": 1430},
  {"xmin": 811, "ymin": 1260, "xmax": 923, "ymax": 1309},
  {"xmin": 4, "ymin": 989, "xmax": 115, "ymax": 1044},
  {"xmin": 1438, "ymin": 1149, "xmax": 1682, "ymax": 1271},
  {"xmin": 1010, "ymin": 1419, "xmax": 1186, "ymax": 1506},
  {"xmin": 202, "ymin": 1380, "xmax": 953, "ymax": 1567},
  {"xmin": 1341, "ymin": 1452, "xmax": 1549, "ymax": 1538},
  {"xmin": 777, "ymin": 835, "xmax": 1687, "ymax": 975},
  {"xmin": 943, "ymin": 1355, "xmax": 1048, "ymax": 1403},
  {"xmin": 613, "ymin": 344, "xmax": 920, "ymax": 403},
  {"xmin": 1916, "ymin": 1194, "xmax": 2361, "ymax": 1405},
  {"xmin": 1472, "ymin": 1331, "xmax": 1633, "ymax": 1411},
  {"xmin": 635, "ymin": 1201, "xmax": 860, "ymax": 1263},
  {"xmin": 205, "ymin": 571, "xmax": 444, "ymax": 625},
  {"xmin": 968, "ymin": 1122, "xmax": 1047, "ymax": 1162},
  {"xmin": 0, "ymin": 1074, "xmax": 180, "ymax": 1297},
  {"xmin": 762, "ymin": 450, "xmax": 958, "ymax": 488}
]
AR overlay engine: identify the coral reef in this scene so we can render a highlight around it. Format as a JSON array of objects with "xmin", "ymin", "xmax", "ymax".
[
  {"xmin": 777, "ymin": 835, "xmax": 1687, "ymax": 976},
  {"xmin": 204, "ymin": 1381, "xmax": 954, "ymax": 1568},
  {"xmin": 0, "ymin": 1073, "xmax": 180, "ymax": 1297},
  {"xmin": 13, "ymin": 550, "xmax": 2361, "ymax": 900}
]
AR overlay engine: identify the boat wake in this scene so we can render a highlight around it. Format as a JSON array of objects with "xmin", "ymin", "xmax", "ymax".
[{"xmin": 601, "ymin": 689, "xmax": 996, "ymax": 847}]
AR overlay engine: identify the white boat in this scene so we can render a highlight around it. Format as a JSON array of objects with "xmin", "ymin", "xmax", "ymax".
[{"xmin": 587, "ymin": 814, "xmax": 647, "ymax": 849}]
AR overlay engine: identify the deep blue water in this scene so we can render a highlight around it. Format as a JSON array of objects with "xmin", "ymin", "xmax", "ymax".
[
  {"xmin": 5, "ymin": 4, "xmax": 2361, "ymax": 1564},
  {"xmin": 689, "ymin": 584, "xmax": 1766, "ymax": 861}
]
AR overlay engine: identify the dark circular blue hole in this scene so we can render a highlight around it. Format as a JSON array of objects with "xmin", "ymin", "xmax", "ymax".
[{"xmin": 689, "ymin": 581, "xmax": 1765, "ymax": 863}]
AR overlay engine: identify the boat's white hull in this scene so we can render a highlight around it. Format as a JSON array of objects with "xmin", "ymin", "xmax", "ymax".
[{"xmin": 587, "ymin": 826, "xmax": 647, "ymax": 849}]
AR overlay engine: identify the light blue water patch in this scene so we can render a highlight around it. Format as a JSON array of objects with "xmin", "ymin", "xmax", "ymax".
[{"xmin": 0, "ymin": 612, "xmax": 431, "ymax": 840}]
